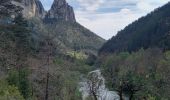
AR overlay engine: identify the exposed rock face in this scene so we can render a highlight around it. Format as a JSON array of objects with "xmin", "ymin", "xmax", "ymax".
[
  {"xmin": 9, "ymin": 0, "xmax": 76, "ymax": 22},
  {"xmin": 35, "ymin": 0, "xmax": 46, "ymax": 18},
  {"xmin": 45, "ymin": 0, "xmax": 76, "ymax": 22},
  {"xmin": 11, "ymin": 0, "xmax": 46, "ymax": 19}
]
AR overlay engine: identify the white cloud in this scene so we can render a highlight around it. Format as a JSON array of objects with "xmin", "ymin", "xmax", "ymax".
[
  {"xmin": 75, "ymin": 8, "xmax": 144, "ymax": 39},
  {"xmin": 76, "ymin": 0, "xmax": 104, "ymax": 11},
  {"xmin": 73, "ymin": 0, "xmax": 169, "ymax": 39}
]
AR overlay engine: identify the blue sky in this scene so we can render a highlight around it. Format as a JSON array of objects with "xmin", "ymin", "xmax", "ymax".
[{"xmin": 40, "ymin": 0, "xmax": 169, "ymax": 40}]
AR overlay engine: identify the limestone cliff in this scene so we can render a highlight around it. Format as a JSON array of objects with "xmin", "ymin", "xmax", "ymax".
[
  {"xmin": 11, "ymin": 0, "xmax": 46, "ymax": 19},
  {"xmin": 45, "ymin": 0, "xmax": 76, "ymax": 22},
  {"xmin": 9, "ymin": 0, "xmax": 75, "ymax": 21}
]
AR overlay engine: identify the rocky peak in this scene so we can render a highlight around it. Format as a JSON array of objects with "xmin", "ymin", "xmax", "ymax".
[
  {"xmin": 1, "ymin": 0, "xmax": 76, "ymax": 22},
  {"xmin": 45, "ymin": 0, "xmax": 76, "ymax": 22}
]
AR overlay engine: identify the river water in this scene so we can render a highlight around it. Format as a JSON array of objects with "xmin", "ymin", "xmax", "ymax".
[{"xmin": 79, "ymin": 69, "xmax": 120, "ymax": 100}]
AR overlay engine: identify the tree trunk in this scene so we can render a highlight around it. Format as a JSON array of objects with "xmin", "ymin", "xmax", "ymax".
[
  {"xmin": 129, "ymin": 92, "xmax": 134, "ymax": 100},
  {"xmin": 45, "ymin": 72, "xmax": 49, "ymax": 100},
  {"xmin": 118, "ymin": 88, "xmax": 123, "ymax": 100},
  {"xmin": 92, "ymin": 92, "xmax": 98, "ymax": 100}
]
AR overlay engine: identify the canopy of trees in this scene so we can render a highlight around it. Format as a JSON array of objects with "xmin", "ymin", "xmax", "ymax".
[
  {"xmin": 100, "ymin": 2, "xmax": 170, "ymax": 54},
  {"xmin": 99, "ymin": 48, "xmax": 170, "ymax": 99}
]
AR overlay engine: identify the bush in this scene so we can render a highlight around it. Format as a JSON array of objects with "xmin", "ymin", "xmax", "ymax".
[
  {"xmin": 0, "ymin": 79, "xmax": 24, "ymax": 100},
  {"xmin": 7, "ymin": 68, "xmax": 31, "ymax": 99}
]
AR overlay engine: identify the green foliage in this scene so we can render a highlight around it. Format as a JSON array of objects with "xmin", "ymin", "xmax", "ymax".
[
  {"xmin": 86, "ymin": 54, "xmax": 97, "ymax": 66},
  {"xmin": 0, "ymin": 14, "xmax": 36, "ymax": 63},
  {"xmin": 18, "ymin": 68, "xmax": 31, "ymax": 99},
  {"xmin": 7, "ymin": 68, "xmax": 31, "ymax": 99},
  {"xmin": 43, "ymin": 54, "xmax": 93, "ymax": 100},
  {"xmin": 12, "ymin": 14, "xmax": 32, "ymax": 53},
  {"xmin": 0, "ymin": 15, "xmax": 32, "ymax": 99},
  {"xmin": 0, "ymin": 79, "xmax": 24, "ymax": 100},
  {"xmin": 48, "ymin": 69, "xmax": 82, "ymax": 100},
  {"xmin": 54, "ymin": 55, "xmax": 93, "ymax": 74},
  {"xmin": 7, "ymin": 70, "xmax": 19, "ymax": 87},
  {"xmin": 61, "ymin": 72, "xmax": 82, "ymax": 100},
  {"xmin": 66, "ymin": 51, "xmax": 88, "ymax": 60},
  {"xmin": 147, "ymin": 95, "xmax": 156, "ymax": 100},
  {"xmin": 0, "ymin": 14, "xmax": 34, "ymax": 99},
  {"xmin": 100, "ymin": 48, "xmax": 170, "ymax": 99}
]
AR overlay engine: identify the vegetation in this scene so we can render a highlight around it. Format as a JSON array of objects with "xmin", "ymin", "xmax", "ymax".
[
  {"xmin": 100, "ymin": 2, "xmax": 170, "ymax": 54},
  {"xmin": 98, "ymin": 2, "xmax": 170, "ymax": 100},
  {"xmin": 0, "ymin": 0, "xmax": 102, "ymax": 100},
  {"xmin": 0, "ymin": 14, "xmax": 97, "ymax": 100},
  {"xmin": 0, "ymin": 11, "xmax": 35, "ymax": 99},
  {"xmin": 66, "ymin": 51, "xmax": 88, "ymax": 60},
  {"xmin": 1, "ymin": 0, "xmax": 170, "ymax": 100},
  {"xmin": 7, "ymin": 68, "xmax": 31, "ymax": 99},
  {"xmin": 86, "ymin": 71, "xmax": 103, "ymax": 100},
  {"xmin": 99, "ymin": 48, "xmax": 170, "ymax": 99},
  {"xmin": 0, "ymin": 79, "xmax": 24, "ymax": 100},
  {"xmin": 41, "ymin": 21, "xmax": 105, "ymax": 54}
]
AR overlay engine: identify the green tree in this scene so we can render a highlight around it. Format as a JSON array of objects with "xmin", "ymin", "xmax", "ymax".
[
  {"xmin": 7, "ymin": 68, "xmax": 31, "ymax": 99},
  {"xmin": 0, "ymin": 79, "xmax": 24, "ymax": 100}
]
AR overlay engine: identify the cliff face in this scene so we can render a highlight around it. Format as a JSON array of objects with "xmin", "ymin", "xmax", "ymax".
[
  {"xmin": 10, "ymin": 0, "xmax": 76, "ymax": 22},
  {"xmin": 34, "ymin": 0, "xmax": 46, "ymax": 18},
  {"xmin": 11, "ymin": 0, "xmax": 46, "ymax": 19},
  {"xmin": 45, "ymin": 0, "xmax": 76, "ymax": 22}
]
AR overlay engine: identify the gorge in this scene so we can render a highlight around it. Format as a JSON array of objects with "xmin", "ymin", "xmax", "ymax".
[{"xmin": 0, "ymin": 0, "xmax": 170, "ymax": 100}]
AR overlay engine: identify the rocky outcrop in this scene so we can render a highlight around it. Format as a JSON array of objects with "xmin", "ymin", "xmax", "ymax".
[
  {"xmin": 35, "ymin": 0, "xmax": 46, "ymax": 18},
  {"xmin": 9, "ymin": 0, "xmax": 75, "ymax": 21},
  {"xmin": 11, "ymin": 0, "xmax": 46, "ymax": 19},
  {"xmin": 45, "ymin": 0, "xmax": 76, "ymax": 22}
]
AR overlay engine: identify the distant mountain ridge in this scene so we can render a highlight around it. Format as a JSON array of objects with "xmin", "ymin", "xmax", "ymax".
[{"xmin": 100, "ymin": 2, "xmax": 170, "ymax": 54}]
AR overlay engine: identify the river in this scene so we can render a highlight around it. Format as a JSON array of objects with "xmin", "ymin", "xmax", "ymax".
[{"xmin": 79, "ymin": 69, "xmax": 122, "ymax": 100}]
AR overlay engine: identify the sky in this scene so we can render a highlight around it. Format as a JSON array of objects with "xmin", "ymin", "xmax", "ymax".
[{"xmin": 40, "ymin": 0, "xmax": 169, "ymax": 40}]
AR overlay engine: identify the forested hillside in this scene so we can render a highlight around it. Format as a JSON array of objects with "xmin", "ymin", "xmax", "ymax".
[
  {"xmin": 100, "ymin": 2, "xmax": 170, "ymax": 53},
  {"xmin": 98, "ymin": 48, "xmax": 170, "ymax": 99}
]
